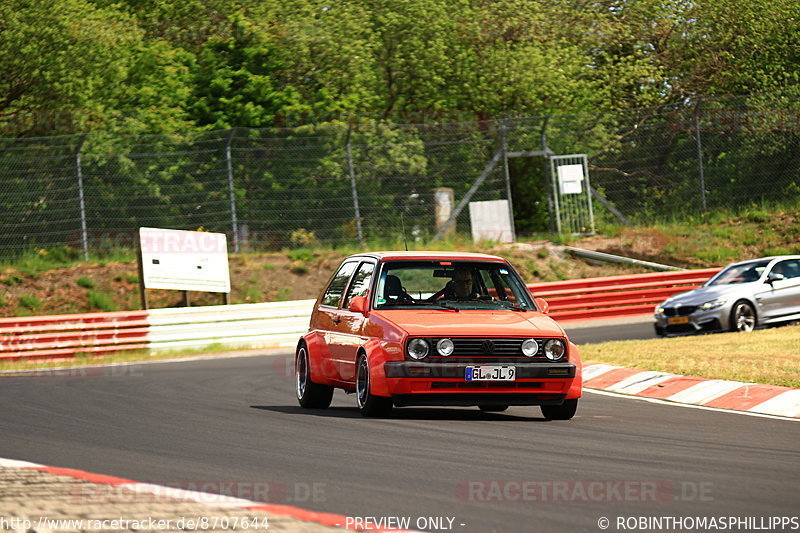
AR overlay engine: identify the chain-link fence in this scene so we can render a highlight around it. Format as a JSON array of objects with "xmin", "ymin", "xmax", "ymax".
[{"xmin": 1, "ymin": 95, "xmax": 798, "ymax": 256}]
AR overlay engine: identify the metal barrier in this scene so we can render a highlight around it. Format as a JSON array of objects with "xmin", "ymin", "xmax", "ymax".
[
  {"xmin": 0, "ymin": 301, "xmax": 315, "ymax": 362},
  {"xmin": 0, "ymin": 269, "xmax": 721, "ymax": 361},
  {"xmin": 527, "ymin": 268, "xmax": 720, "ymax": 321}
]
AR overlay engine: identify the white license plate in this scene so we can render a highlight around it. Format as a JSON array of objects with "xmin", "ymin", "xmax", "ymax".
[{"xmin": 465, "ymin": 366, "xmax": 516, "ymax": 381}]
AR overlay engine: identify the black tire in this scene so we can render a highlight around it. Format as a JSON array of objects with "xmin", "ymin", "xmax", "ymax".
[
  {"xmin": 730, "ymin": 300, "xmax": 756, "ymax": 332},
  {"xmin": 356, "ymin": 353, "xmax": 393, "ymax": 417},
  {"xmin": 654, "ymin": 324, "xmax": 666, "ymax": 337},
  {"xmin": 478, "ymin": 405, "xmax": 509, "ymax": 412},
  {"xmin": 541, "ymin": 399, "xmax": 578, "ymax": 420},
  {"xmin": 295, "ymin": 344, "xmax": 333, "ymax": 409}
]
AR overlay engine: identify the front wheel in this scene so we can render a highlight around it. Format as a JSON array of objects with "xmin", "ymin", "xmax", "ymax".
[
  {"xmin": 356, "ymin": 354, "xmax": 393, "ymax": 417},
  {"xmin": 296, "ymin": 345, "xmax": 333, "ymax": 409},
  {"xmin": 541, "ymin": 399, "xmax": 578, "ymax": 420},
  {"xmin": 730, "ymin": 300, "xmax": 756, "ymax": 332}
]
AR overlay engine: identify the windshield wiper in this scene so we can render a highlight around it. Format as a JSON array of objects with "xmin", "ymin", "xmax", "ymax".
[{"xmin": 417, "ymin": 300, "xmax": 460, "ymax": 312}]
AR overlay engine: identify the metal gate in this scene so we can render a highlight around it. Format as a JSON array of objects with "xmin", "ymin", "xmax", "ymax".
[{"xmin": 549, "ymin": 154, "xmax": 595, "ymax": 235}]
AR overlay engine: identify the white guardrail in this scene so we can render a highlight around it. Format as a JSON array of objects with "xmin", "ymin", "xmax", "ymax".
[{"xmin": 147, "ymin": 300, "xmax": 316, "ymax": 352}]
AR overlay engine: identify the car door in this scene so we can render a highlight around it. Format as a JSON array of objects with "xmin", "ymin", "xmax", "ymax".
[
  {"xmin": 757, "ymin": 259, "xmax": 800, "ymax": 320},
  {"xmin": 312, "ymin": 260, "xmax": 358, "ymax": 381},
  {"xmin": 329, "ymin": 261, "xmax": 376, "ymax": 383}
]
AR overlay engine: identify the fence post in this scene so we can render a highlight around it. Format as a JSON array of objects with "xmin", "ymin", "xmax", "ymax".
[
  {"xmin": 500, "ymin": 119, "xmax": 517, "ymax": 242},
  {"xmin": 75, "ymin": 134, "xmax": 89, "ymax": 261},
  {"xmin": 345, "ymin": 125, "xmax": 365, "ymax": 245},
  {"xmin": 540, "ymin": 116, "xmax": 556, "ymax": 233},
  {"xmin": 694, "ymin": 104, "xmax": 707, "ymax": 211},
  {"xmin": 226, "ymin": 128, "xmax": 240, "ymax": 253}
]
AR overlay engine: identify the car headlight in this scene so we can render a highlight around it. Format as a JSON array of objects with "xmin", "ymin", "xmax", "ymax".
[
  {"xmin": 699, "ymin": 299, "xmax": 726, "ymax": 310},
  {"xmin": 543, "ymin": 339, "xmax": 566, "ymax": 361},
  {"xmin": 655, "ymin": 306, "xmax": 665, "ymax": 315},
  {"xmin": 436, "ymin": 338, "xmax": 454, "ymax": 356},
  {"xmin": 521, "ymin": 338, "xmax": 539, "ymax": 357},
  {"xmin": 407, "ymin": 338, "xmax": 430, "ymax": 360}
]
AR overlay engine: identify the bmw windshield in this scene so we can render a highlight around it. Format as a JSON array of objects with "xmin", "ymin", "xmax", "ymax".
[
  {"xmin": 374, "ymin": 260, "xmax": 535, "ymax": 311},
  {"xmin": 705, "ymin": 260, "xmax": 770, "ymax": 286}
]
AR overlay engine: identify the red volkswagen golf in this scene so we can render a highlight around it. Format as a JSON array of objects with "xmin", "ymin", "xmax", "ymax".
[{"xmin": 295, "ymin": 252, "xmax": 582, "ymax": 418}]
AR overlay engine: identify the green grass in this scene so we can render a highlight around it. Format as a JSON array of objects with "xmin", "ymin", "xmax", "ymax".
[
  {"xmin": 87, "ymin": 290, "xmax": 117, "ymax": 312},
  {"xmin": 286, "ymin": 248, "xmax": 314, "ymax": 262},
  {"xmin": 1, "ymin": 274, "xmax": 24, "ymax": 286},
  {"xmin": 18, "ymin": 295, "xmax": 42, "ymax": 311},
  {"xmin": 581, "ymin": 324, "xmax": 800, "ymax": 388},
  {"xmin": 76, "ymin": 276, "xmax": 95, "ymax": 289}
]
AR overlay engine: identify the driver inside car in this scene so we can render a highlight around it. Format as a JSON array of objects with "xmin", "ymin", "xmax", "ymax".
[{"xmin": 430, "ymin": 267, "xmax": 479, "ymax": 300}]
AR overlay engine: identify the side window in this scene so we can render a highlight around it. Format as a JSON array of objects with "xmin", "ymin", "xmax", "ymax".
[
  {"xmin": 321, "ymin": 262, "xmax": 357, "ymax": 307},
  {"xmin": 773, "ymin": 260, "xmax": 800, "ymax": 279},
  {"xmin": 343, "ymin": 262, "xmax": 375, "ymax": 308}
]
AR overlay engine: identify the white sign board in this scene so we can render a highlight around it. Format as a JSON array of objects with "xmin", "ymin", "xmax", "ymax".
[
  {"xmin": 469, "ymin": 200, "xmax": 514, "ymax": 243},
  {"xmin": 139, "ymin": 227, "xmax": 231, "ymax": 293},
  {"xmin": 557, "ymin": 164, "xmax": 584, "ymax": 195}
]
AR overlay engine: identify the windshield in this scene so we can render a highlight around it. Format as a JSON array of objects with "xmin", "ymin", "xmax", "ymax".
[
  {"xmin": 374, "ymin": 260, "xmax": 535, "ymax": 311},
  {"xmin": 706, "ymin": 260, "xmax": 770, "ymax": 286}
]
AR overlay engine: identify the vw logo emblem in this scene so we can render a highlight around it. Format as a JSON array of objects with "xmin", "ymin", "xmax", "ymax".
[{"xmin": 481, "ymin": 340, "xmax": 495, "ymax": 354}]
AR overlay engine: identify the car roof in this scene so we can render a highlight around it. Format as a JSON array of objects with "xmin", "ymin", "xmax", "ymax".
[
  {"xmin": 343, "ymin": 251, "xmax": 508, "ymax": 262},
  {"xmin": 727, "ymin": 255, "xmax": 800, "ymax": 267}
]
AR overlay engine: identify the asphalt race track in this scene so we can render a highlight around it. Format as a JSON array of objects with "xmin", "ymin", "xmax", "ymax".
[{"xmin": 1, "ymin": 335, "xmax": 798, "ymax": 533}]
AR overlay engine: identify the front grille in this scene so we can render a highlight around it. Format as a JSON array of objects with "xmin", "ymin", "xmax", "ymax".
[
  {"xmin": 420, "ymin": 337, "xmax": 560, "ymax": 363},
  {"xmin": 663, "ymin": 306, "xmax": 698, "ymax": 317}
]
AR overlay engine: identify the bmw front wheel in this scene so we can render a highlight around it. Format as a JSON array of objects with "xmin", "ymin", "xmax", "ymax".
[{"xmin": 730, "ymin": 300, "xmax": 756, "ymax": 332}]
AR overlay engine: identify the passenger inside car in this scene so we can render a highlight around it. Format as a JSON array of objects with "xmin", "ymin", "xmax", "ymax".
[{"xmin": 384, "ymin": 274, "xmax": 413, "ymax": 302}]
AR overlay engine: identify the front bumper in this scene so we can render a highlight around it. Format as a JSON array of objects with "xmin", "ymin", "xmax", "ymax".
[
  {"xmin": 654, "ymin": 308, "xmax": 726, "ymax": 335},
  {"xmin": 383, "ymin": 361, "xmax": 576, "ymax": 406}
]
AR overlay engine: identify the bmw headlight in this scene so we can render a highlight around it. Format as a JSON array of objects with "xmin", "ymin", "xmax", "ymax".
[
  {"xmin": 655, "ymin": 306, "xmax": 665, "ymax": 315},
  {"xmin": 543, "ymin": 339, "xmax": 566, "ymax": 361},
  {"xmin": 699, "ymin": 299, "xmax": 726, "ymax": 310},
  {"xmin": 407, "ymin": 338, "xmax": 430, "ymax": 360},
  {"xmin": 521, "ymin": 338, "xmax": 539, "ymax": 357},
  {"xmin": 436, "ymin": 338, "xmax": 454, "ymax": 357}
]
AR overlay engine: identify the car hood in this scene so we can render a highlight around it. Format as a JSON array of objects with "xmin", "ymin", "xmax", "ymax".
[
  {"xmin": 370, "ymin": 309, "xmax": 565, "ymax": 337},
  {"xmin": 663, "ymin": 283, "xmax": 757, "ymax": 305}
]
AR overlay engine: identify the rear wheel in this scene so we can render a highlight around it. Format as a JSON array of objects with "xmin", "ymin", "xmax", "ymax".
[
  {"xmin": 295, "ymin": 345, "xmax": 333, "ymax": 409},
  {"xmin": 541, "ymin": 399, "xmax": 578, "ymax": 420},
  {"xmin": 730, "ymin": 300, "xmax": 756, "ymax": 332},
  {"xmin": 478, "ymin": 405, "xmax": 509, "ymax": 412},
  {"xmin": 356, "ymin": 353, "xmax": 393, "ymax": 417}
]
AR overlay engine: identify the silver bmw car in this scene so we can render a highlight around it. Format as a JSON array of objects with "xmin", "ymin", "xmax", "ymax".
[{"xmin": 654, "ymin": 255, "xmax": 800, "ymax": 336}]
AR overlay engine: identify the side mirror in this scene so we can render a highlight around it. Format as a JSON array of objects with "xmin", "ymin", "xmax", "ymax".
[
  {"xmin": 348, "ymin": 295, "xmax": 368, "ymax": 314},
  {"xmin": 535, "ymin": 297, "xmax": 550, "ymax": 314},
  {"xmin": 767, "ymin": 273, "xmax": 785, "ymax": 285}
]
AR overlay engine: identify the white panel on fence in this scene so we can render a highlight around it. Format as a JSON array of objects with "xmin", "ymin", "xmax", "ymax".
[{"xmin": 468, "ymin": 200, "xmax": 513, "ymax": 243}]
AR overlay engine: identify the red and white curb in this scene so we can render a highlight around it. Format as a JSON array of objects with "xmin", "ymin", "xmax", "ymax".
[
  {"xmin": 582, "ymin": 363, "xmax": 800, "ymax": 418},
  {"xmin": 0, "ymin": 458, "xmax": 419, "ymax": 533}
]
